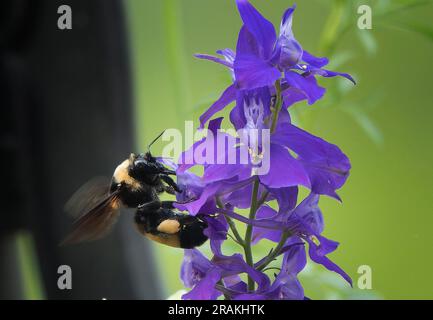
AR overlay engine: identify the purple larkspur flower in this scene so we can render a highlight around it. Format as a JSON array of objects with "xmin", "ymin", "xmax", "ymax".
[
  {"xmin": 230, "ymin": 243, "xmax": 306, "ymax": 300},
  {"xmin": 180, "ymin": 249, "xmax": 270, "ymax": 300},
  {"xmin": 171, "ymin": 0, "xmax": 354, "ymax": 301},
  {"xmin": 253, "ymin": 192, "xmax": 352, "ymax": 285},
  {"xmin": 196, "ymin": 1, "xmax": 355, "ymax": 128},
  {"xmin": 180, "ymin": 249, "xmax": 222, "ymax": 300}
]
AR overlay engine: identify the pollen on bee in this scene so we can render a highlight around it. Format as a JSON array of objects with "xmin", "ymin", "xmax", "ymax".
[{"xmin": 157, "ymin": 219, "xmax": 181, "ymax": 234}]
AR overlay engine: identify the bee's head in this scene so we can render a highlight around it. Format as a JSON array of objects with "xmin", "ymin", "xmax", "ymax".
[
  {"xmin": 131, "ymin": 152, "xmax": 156, "ymax": 168},
  {"xmin": 128, "ymin": 152, "xmax": 164, "ymax": 183},
  {"xmin": 143, "ymin": 151, "xmax": 156, "ymax": 162}
]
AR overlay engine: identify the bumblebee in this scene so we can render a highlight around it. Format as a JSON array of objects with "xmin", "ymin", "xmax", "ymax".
[
  {"xmin": 135, "ymin": 200, "xmax": 208, "ymax": 249},
  {"xmin": 62, "ymin": 135, "xmax": 208, "ymax": 248}
]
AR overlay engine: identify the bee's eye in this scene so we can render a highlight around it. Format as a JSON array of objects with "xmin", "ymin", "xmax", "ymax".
[{"xmin": 134, "ymin": 159, "xmax": 146, "ymax": 168}]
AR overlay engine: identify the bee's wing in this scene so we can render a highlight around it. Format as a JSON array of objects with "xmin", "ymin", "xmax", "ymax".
[
  {"xmin": 61, "ymin": 189, "xmax": 121, "ymax": 245},
  {"xmin": 64, "ymin": 177, "xmax": 112, "ymax": 218}
]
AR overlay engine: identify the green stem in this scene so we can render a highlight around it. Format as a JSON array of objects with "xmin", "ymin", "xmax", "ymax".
[
  {"xmin": 216, "ymin": 280, "xmax": 230, "ymax": 300},
  {"xmin": 257, "ymin": 191, "xmax": 269, "ymax": 208},
  {"xmin": 244, "ymin": 179, "xmax": 260, "ymax": 291},
  {"xmin": 216, "ymin": 197, "xmax": 245, "ymax": 246},
  {"xmin": 242, "ymin": 79, "xmax": 282, "ymax": 291},
  {"xmin": 256, "ymin": 231, "xmax": 291, "ymax": 271},
  {"xmin": 270, "ymin": 80, "xmax": 282, "ymax": 134},
  {"xmin": 227, "ymin": 219, "xmax": 245, "ymax": 247}
]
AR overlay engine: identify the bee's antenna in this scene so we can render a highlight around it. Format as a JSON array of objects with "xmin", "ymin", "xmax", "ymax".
[{"xmin": 147, "ymin": 130, "xmax": 166, "ymax": 153}]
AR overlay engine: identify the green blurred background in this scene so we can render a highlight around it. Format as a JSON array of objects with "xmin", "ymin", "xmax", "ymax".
[{"xmin": 125, "ymin": 0, "xmax": 433, "ymax": 299}]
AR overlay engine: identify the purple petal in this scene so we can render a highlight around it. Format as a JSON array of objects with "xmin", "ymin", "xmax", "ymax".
[
  {"xmin": 281, "ymin": 86, "xmax": 307, "ymax": 108},
  {"xmin": 232, "ymin": 247, "xmax": 305, "ymax": 301},
  {"xmin": 234, "ymin": 53, "xmax": 281, "ymax": 90},
  {"xmin": 213, "ymin": 253, "xmax": 270, "ymax": 291},
  {"xmin": 203, "ymin": 215, "xmax": 228, "ymax": 241},
  {"xmin": 302, "ymin": 65, "xmax": 356, "ymax": 84},
  {"xmin": 182, "ymin": 267, "xmax": 222, "ymax": 300},
  {"xmin": 223, "ymin": 275, "xmax": 243, "ymax": 288},
  {"xmin": 271, "ymin": 274, "xmax": 304, "ymax": 300},
  {"xmin": 199, "ymin": 84, "xmax": 236, "ymax": 129},
  {"xmin": 284, "ymin": 71, "xmax": 326, "ymax": 105},
  {"xmin": 175, "ymin": 183, "xmax": 218, "ymax": 215},
  {"xmin": 180, "ymin": 249, "xmax": 214, "ymax": 288},
  {"xmin": 233, "ymin": 26, "xmax": 280, "ymax": 89},
  {"xmin": 225, "ymin": 183, "xmax": 268, "ymax": 209},
  {"xmin": 293, "ymin": 193, "xmax": 324, "ymax": 234},
  {"xmin": 216, "ymin": 48, "xmax": 236, "ymax": 64},
  {"xmin": 267, "ymin": 186, "xmax": 298, "ymax": 212},
  {"xmin": 271, "ymin": 5, "xmax": 303, "ymax": 69},
  {"xmin": 252, "ymin": 206, "xmax": 281, "ymax": 244},
  {"xmin": 306, "ymin": 237, "xmax": 352, "ymax": 286},
  {"xmin": 320, "ymin": 69, "xmax": 356, "ymax": 84},
  {"xmin": 302, "ymin": 50, "xmax": 329, "ymax": 68},
  {"xmin": 176, "ymin": 171, "xmax": 205, "ymax": 203},
  {"xmin": 272, "ymin": 123, "xmax": 351, "ymax": 199},
  {"xmin": 315, "ymin": 68, "xmax": 356, "ymax": 85},
  {"xmin": 208, "ymin": 117, "xmax": 224, "ymax": 134},
  {"xmin": 204, "ymin": 214, "xmax": 228, "ymax": 256},
  {"xmin": 194, "ymin": 53, "xmax": 233, "ymax": 69},
  {"xmin": 236, "ymin": 25, "xmax": 261, "ymax": 57},
  {"xmin": 235, "ymin": 0, "xmax": 276, "ymax": 59},
  {"xmin": 259, "ymin": 143, "xmax": 310, "ymax": 188},
  {"xmin": 217, "ymin": 207, "xmax": 288, "ymax": 231},
  {"xmin": 281, "ymin": 242, "xmax": 306, "ymax": 275},
  {"xmin": 203, "ymin": 151, "xmax": 251, "ymax": 184},
  {"xmin": 177, "ymin": 177, "xmax": 255, "ymax": 215},
  {"xmin": 229, "ymin": 101, "xmax": 245, "ymax": 131}
]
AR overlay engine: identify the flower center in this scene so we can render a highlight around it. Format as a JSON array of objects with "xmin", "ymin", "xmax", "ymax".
[
  {"xmin": 249, "ymin": 147, "xmax": 265, "ymax": 166},
  {"xmin": 192, "ymin": 271, "xmax": 203, "ymax": 283}
]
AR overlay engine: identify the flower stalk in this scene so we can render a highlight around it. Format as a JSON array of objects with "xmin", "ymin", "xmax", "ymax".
[
  {"xmin": 244, "ymin": 178, "xmax": 260, "ymax": 291},
  {"xmin": 270, "ymin": 80, "xmax": 282, "ymax": 134},
  {"xmin": 256, "ymin": 231, "xmax": 292, "ymax": 271}
]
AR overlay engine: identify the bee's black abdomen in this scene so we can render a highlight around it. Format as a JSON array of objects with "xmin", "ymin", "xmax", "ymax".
[{"xmin": 178, "ymin": 216, "xmax": 208, "ymax": 249}]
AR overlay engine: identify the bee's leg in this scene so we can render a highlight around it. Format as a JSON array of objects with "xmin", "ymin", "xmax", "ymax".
[
  {"xmin": 160, "ymin": 201, "xmax": 175, "ymax": 209},
  {"xmin": 160, "ymin": 174, "xmax": 182, "ymax": 193},
  {"xmin": 163, "ymin": 185, "xmax": 176, "ymax": 195},
  {"xmin": 135, "ymin": 200, "xmax": 163, "ymax": 233},
  {"xmin": 161, "ymin": 169, "xmax": 177, "ymax": 176},
  {"xmin": 137, "ymin": 200, "xmax": 162, "ymax": 212},
  {"xmin": 137, "ymin": 200, "xmax": 176, "ymax": 211}
]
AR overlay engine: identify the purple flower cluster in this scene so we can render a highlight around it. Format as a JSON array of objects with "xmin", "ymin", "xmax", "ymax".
[{"xmin": 175, "ymin": 0, "xmax": 354, "ymax": 300}]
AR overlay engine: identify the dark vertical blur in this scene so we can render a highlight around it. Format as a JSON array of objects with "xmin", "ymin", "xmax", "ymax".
[{"xmin": 0, "ymin": 0, "xmax": 161, "ymax": 299}]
